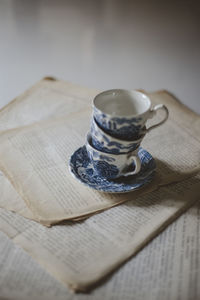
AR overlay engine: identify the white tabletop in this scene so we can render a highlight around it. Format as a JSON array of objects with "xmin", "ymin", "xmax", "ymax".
[{"xmin": 0, "ymin": 0, "xmax": 199, "ymax": 113}]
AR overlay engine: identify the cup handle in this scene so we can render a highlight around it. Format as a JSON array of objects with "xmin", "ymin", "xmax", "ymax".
[
  {"xmin": 122, "ymin": 154, "xmax": 141, "ymax": 177},
  {"xmin": 146, "ymin": 104, "xmax": 169, "ymax": 133}
]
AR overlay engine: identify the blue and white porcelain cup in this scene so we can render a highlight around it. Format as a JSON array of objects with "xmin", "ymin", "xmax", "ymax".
[
  {"xmin": 91, "ymin": 116, "xmax": 144, "ymax": 154},
  {"xmin": 86, "ymin": 133, "xmax": 141, "ymax": 179},
  {"xmin": 93, "ymin": 89, "xmax": 169, "ymax": 140}
]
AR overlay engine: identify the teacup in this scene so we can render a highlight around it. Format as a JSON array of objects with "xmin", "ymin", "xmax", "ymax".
[
  {"xmin": 91, "ymin": 116, "xmax": 144, "ymax": 154},
  {"xmin": 86, "ymin": 133, "xmax": 141, "ymax": 179},
  {"xmin": 93, "ymin": 89, "xmax": 169, "ymax": 140}
]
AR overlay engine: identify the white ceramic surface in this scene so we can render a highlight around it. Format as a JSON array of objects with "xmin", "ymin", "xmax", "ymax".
[
  {"xmin": 86, "ymin": 133, "xmax": 141, "ymax": 179},
  {"xmin": 94, "ymin": 89, "xmax": 151, "ymax": 116},
  {"xmin": 93, "ymin": 89, "xmax": 169, "ymax": 140}
]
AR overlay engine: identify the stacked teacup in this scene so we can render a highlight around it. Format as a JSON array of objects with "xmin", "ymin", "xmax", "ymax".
[{"xmin": 86, "ymin": 89, "xmax": 168, "ymax": 180}]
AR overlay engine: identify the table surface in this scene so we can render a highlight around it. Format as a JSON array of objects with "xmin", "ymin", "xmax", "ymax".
[{"xmin": 0, "ymin": 0, "xmax": 200, "ymax": 113}]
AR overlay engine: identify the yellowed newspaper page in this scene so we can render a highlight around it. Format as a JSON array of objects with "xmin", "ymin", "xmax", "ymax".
[
  {"xmin": 0, "ymin": 176, "xmax": 199, "ymax": 292},
  {"xmin": 0, "ymin": 98, "xmax": 199, "ymax": 224},
  {"xmin": 0, "ymin": 171, "xmax": 36, "ymax": 220},
  {"xmin": 0, "ymin": 113, "xmax": 157, "ymax": 225},
  {"xmin": 0, "ymin": 78, "xmax": 96, "ymax": 220},
  {"xmin": 0, "ymin": 78, "xmax": 97, "ymax": 131},
  {"xmin": 0, "ymin": 80, "xmax": 199, "ymax": 223},
  {"xmin": 1, "ymin": 199, "xmax": 199, "ymax": 300},
  {"xmin": 0, "ymin": 81, "xmax": 199, "ymax": 294}
]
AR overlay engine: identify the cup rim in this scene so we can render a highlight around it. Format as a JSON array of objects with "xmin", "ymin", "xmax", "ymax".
[
  {"xmin": 92, "ymin": 116, "xmax": 145, "ymax": 143},
  {"xmin": 93, "ymin": 89, "xmax": 151, "ymax": 118},
  {"xmin": 86, "ymin": 133, "xmax": 139, "ymax": 158}
]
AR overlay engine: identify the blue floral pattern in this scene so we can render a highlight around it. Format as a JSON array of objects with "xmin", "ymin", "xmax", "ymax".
[
  {"xmin": 95, "ymin": 118, "xmax": 144, "ymax": 140},
  {"xmin": 94, "ymin": 108, "xmax": 145, "ymax": 140},
  {"xmin": 93, "ymin": 160, "xmax": 119, "ymax": 178},
  {"xmin": 91, "ymin": 119, "xmax": 142, "ymax": 153},
  {"xmin": 69, "ymin": 146, "xmax": 156, "ymax": 193},
  {"xmin": 91, "ymin": 138, "xmax": 140, "ymax": 154}
]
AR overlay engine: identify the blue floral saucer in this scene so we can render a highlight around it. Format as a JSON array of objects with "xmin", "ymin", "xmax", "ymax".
[{"xmin": 69, "ymin": 147, "xmax": 156, "ymax": 193}]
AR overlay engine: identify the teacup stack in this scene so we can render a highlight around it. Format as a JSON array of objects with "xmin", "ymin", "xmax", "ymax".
[{"xmin": 85, "ymin": 89, "xmax": 169, "ymax": 181}]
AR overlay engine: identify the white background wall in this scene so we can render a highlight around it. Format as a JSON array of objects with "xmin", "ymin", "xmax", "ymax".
[{"xmin": 0, "ymin": 0, "xmax": 199, "ymax": 112}]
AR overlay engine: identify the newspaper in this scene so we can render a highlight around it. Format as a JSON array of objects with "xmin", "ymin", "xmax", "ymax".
[
  {"xmin": 0, "ymin": 177, "xmax": 199, "ymax": 293},
  {"xmin": 0, "ymin": 78, "xmax": 95, "ymax": 222},
  {"xmin": 0, "ymin": 179, "xmax": 200, "ymax": 300},
  {"xmin": 0, "ymin": 77, "xmax": 96, "ymax": 131},
  {"xmin": 0, "ymin": 200, "xmax": 199, "ymax": 300},
  {"xmin": 0, "ymin": 199, "xmax": 199, "ymax": 300},
  {"xmin": 0, "ymin": 79, "xmax": 200, "ymax": 292},
  {"xmin": 0, "ymin": 80, "xmax": 199, "ymax": 225}
]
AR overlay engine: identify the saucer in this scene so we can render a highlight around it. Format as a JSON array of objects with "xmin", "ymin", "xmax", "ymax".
[{"xmin": 69, "ymin": 147, "xmax": 156, "ymax": 193}]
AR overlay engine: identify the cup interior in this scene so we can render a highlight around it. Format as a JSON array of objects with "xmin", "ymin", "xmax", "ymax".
[{"xmin": 93, "ymin": 89, "xmax": 151, "ymax": 116}]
